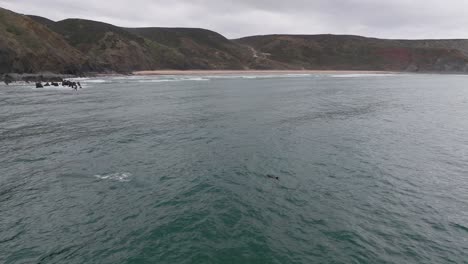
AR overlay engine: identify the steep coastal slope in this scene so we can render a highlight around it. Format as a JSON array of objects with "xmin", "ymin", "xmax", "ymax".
[
  {"xmin": 236, "ymin": 35, "xmax": 468, "ymax": 72},
  {"xmin": 126, "ymin": 27, "xmax": 253, "ymax": 69},
  {"xmin": 29, "ymin": 17, "xmax": 186, "ymax": 72},
  {"xmin": 1, "ymin": 7, "xmax": 468, "ymax": 74},
  {"xmin": 0, "ymin": 8, "xmax": 89, "ymax": 73}
]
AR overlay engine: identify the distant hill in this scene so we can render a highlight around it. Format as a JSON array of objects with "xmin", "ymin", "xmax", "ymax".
[
  {"xmin": 29, "ymin": 17, "xmax": 186, "ymax": 72},
  {"xmin": 235, "ymin": 35, "xmax": 468, "ymax": 72},
  {"xmin": 126, "ymin": 27, "xmax": 252, "ymax": 69},
  {"xmin": 0, "ymin": 7, "xmax": 468, "ymax": 74}
]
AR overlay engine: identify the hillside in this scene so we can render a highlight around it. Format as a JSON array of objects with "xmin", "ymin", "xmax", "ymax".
[
  {"xmin": 126, "ymin": 27, "xmax": 252, "ymax": 69},
  {"xmin": 0, "ymin": 7, "xmax": 468, "ymax": 74},
  {"xmin": 236, "ymin": 35, "xmax": 468, "ymax": 72},
  {"xmin": 29, "ymin": 18, "xmax": 186, "ymax": 72},
  {"xmin": 0, "ymin": 8, "xmax": 90, "ymax": 74}
]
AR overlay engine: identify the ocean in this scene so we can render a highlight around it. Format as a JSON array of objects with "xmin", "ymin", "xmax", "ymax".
[{"xmin": 1, "ymin": 73, "xmax": 468, "ymax": 263}]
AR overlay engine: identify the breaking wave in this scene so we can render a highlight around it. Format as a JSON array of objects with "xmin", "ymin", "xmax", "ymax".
[
  {"xmin": 94, "ymin": 172, "xmax": 132, "ymax": 182},
  {"xmin": 330, "ymin": 73, "xmax": 398, "ymax": 78}
]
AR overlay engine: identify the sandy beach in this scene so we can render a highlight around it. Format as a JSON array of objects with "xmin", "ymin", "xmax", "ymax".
[{"xmin": 133, "ymin": 70, "xmax": 395, "ymax": 76}]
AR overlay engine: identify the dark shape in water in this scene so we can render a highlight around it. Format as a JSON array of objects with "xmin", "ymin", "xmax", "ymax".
[
  {"xmin": 3, "ymin": 74, "xmax": 14, "ymax": 85},
  {"xmin": 62, "ymin": 80, "xmax": 78, "ymax": 90},
  {"xmin": 35, "ymin": 82, "xmax": 43, "ymax": 88},
  {"xmin": 267, "ymin": 175, "xmax": 279, "ymax": 180}
]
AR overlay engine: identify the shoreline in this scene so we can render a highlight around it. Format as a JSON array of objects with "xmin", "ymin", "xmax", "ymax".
[{"xmin": 132, "ymin": 70, "xmax": 397, "ymax": 76}]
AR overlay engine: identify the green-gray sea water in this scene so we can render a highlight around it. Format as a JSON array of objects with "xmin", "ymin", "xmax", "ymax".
[{"xmin": 1, "ymin": 73, "xmax": 468, "ymax": 263}]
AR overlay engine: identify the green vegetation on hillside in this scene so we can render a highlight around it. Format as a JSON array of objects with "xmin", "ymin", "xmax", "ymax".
[
  {"xmin": 236, "ymin": 35, "xmax": 468, "ymax": 72},
  {"xmin": 0, "ymin": 8, "xmax": 88, "ymax": 73},
  {"xmin": 0, "ymin": 7, "xmax": 467, "ymax": 74}
]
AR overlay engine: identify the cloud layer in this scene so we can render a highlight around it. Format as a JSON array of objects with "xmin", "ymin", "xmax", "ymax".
[{"xmin": 1, "ymin": 0, "xmax": 467, "ymax": 39}]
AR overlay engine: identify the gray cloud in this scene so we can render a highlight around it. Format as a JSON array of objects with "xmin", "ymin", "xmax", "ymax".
[{"xmin": 1, "ymin": 0, "xmax": 467, "ymax": 39}]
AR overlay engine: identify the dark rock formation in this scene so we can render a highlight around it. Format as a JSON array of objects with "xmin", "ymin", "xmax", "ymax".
[{"xmin": 3, "ymin": 74, "xmax": 14, "ymax": 85}]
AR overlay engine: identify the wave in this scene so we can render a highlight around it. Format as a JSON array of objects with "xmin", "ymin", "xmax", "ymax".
[
  {"xmin": 78, "ymin": 74, "xmax": 313, "ymax": 84},
  {"xmin": 137, "ymin": 79, "xmax": 177, "ymax": 83},
  {"xmin": 236, "ymin": 75, "xmax": 285, "ymax": 79},
  {"xmin": 182, "ymin": 77, "xmax": 210, "ymax": 81},
  {"xmin": 137, "ymin": 77, "xmax": 210, "ymax": 83},
  {"xmin": 94, "ymin": 172, "xmax": 132, "ymax": 182},
  {"xmin": 32, "ymin": 86, "xmax": 78, "ymax": 91},
  {"xmin": 82, "ymin": 79, "xmax": 108, "ymax": 83},
  {"xmin": 330, "ymin": 73, "xmax": 397, "ymax": 78},
  {"xmin": 1, "ymin": 82, "xmax": 31, "ymax": 87},
  {"xmin": 239, "ymin": 74, "xmax": 315, "ymax": 79},
  {"xmin": 69, "ymin": 77, "xmax": 90, "ymax": 81},
  {"xmin": 285, "ymin": 74, "xmax": 314, "ymax": 77}
]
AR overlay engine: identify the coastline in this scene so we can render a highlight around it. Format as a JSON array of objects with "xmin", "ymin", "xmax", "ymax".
[{"xmin": 133, "ymin": 70, "xmax": 397, "ymax": 76}]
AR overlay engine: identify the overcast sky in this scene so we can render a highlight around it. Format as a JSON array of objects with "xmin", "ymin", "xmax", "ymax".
[{"xmin": 1, "ymin": 0, "xmax": 467, "ymax": 39}]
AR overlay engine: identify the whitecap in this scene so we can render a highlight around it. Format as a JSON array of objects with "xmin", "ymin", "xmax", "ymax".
[
  {"xmin": 285, "ymin": 74, "xmax": 313, "ymax": 77},
  {"xmin": 179, "ymin": 77, "xmax": 210, "ymax": 81},
  {"xmin": 32, "ymin": 86, "xmax": 76, "ymax": 91},
  {"xmin": 137, "ymin": 79, "xmax": 178, "ymax": 83},
  {"xmin": 94, "ymin": 172, "xmax": 132, "ymax": 182},
  {"xmin": 136, "ymin": 77, "xmax": 209, "ymax": 82},
  {"xmin": 239, "ymin": 74, "xmax": 312, "ymax": 79},
  {"xmin": 330, "ymin": 73, "xmax": 397, "ymax": 78},
  {"xmin": 69, "ymin": 77, "xmax": 91, "ymax": 81},
  {"xmin": 82, "ymin": 79, "xmax": 108, "ymax": 83}
]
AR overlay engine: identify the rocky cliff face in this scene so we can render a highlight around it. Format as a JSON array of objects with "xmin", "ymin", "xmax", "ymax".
[{"xmin": 1, "ymin": 7, "xmax": 468, "ymax": 74}]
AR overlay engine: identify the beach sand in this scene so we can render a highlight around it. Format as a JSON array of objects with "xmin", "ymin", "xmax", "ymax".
[{"xmin": 133, "ymin": 70, "xmax": 395, "ymax": 76}]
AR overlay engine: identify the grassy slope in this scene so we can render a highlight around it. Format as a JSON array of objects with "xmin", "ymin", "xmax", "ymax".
[
  {"xmin": 0, "ymin": 8, "xmax": 88, "ymax": 73},
  {"xmin": 126, "ymin": 27, "xmax": 254, "ymax": 69},
  {"xmin": 236, "ymin": 35, "xmax": 468, "ymax": 72},
  {"xmin": 1, "ymin": 6, "xmax": 467, "ymax": 74},
  {"xmin": 31, "ymin": 18, "xmax": 186, "ymax": 72}
]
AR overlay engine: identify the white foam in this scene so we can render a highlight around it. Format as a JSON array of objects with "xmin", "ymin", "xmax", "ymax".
[
  {"xmin": 95, "ymin": 172, "xmax": 132, "ymax": 182},
  {"xmin": 82, "ymin": 79, "xmax": 107, "ymax": 83},
  {"xmin": 237, "ymin": 74, "xmax": 315, "ymax": 79},
  {"xmin": 330, "ymin": 73, "xmax": 397, "ymax": 78},
  {"xmin": 32, "ymin": 86, "xmax": 77, "ymax": 91},
  {"xmin": 69, "ymin": 77, "xmax": 90, "ymax": 81},
  {"xmin": 285, "ymin": 74, "xmax": 313, "ymax": 77},
  {"xmin": 203, "ymin": 74, "xmax": 312, "ymax": 79},
  {"xmin": 137, "ymin": 79, "xmax": 177, "ymax": 83},
  {"xmin": 3, "ymin": 82, "xmax": 30, "ymax": 87},
  {"xmin": 137, "ymin": 77, "xmax": 209, "ymax": 82},
  {"xmin": 73, "ymin": 74, "xmax": 312, "ymax": 84},
  {"xmin": 110, "ymin": 76, "xmax": 143, "ymax": 80},
  {"xmin": 181, "ymin": 77, "xmax": 210, "ymax": 81},
  {"xmin": 239, "ymin": 75, "xmax": 281, "ymax": 79}
]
